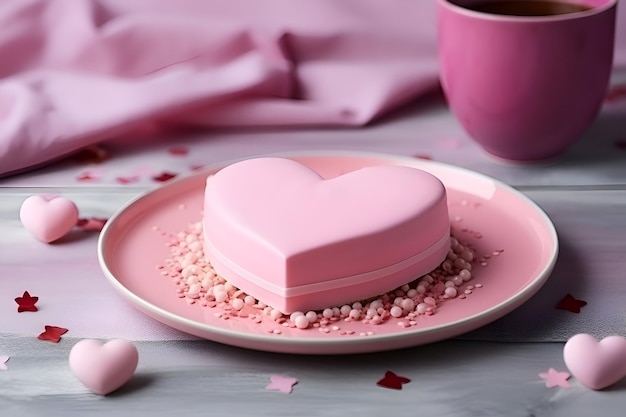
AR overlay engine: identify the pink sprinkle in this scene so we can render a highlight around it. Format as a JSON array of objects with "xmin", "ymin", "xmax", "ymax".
[
  {"xmin": 159, "ymin": 222, "xmax": 484, "ymax": 332},
  {"xmin": 231, "ymin": 298, "xmax": 245, "ymax": 311}
]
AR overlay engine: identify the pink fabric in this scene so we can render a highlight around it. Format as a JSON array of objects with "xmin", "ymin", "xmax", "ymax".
[{"xmin": 0, "ymin": 0, "xmax": 624, "ymax": 176}]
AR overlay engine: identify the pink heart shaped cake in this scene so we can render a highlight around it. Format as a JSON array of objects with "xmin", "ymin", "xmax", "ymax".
[{"xmin": 203, "ymin": 157, "xmax": 450, "ymax": 313}]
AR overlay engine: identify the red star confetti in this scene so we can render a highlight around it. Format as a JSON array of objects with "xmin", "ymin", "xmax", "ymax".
[
  {"xmin": 131, "ymin": 166, "xmax": 154, "ymax": 176},
  {"xmin": 613, "ymin": 140, "xmax": 626, "ymax": 150},
  {"xmin": 15, "ymin": 291, "xmax": 39, "ymax": 312},
  {"xmin": 376, "ymin": 371, "xmax": 411, "ymax": 390},
  {"xmin": 265, "ymin": 374, "xmax": 298, "ymax": 394},
  {"xmin": 606, "ymin": 85, "xmax": 626, "ymax": 103},
  {"xmin": 168, "ymin": 146, "xmax": 189, "ymax": 156},
  {"xmin": 440, "ymin": 137, "xmax": 464, "ymax": 149},
  {"xmin": 0, "ymin": 356, "xmax": 9, "ymax": 371},
  {"xmin": 76, "ymin": 217, "xmax": 108, "ymax": 232},
  {"xmin": 556, "ymin": 294, "xmax": 587, "ymax": 313},
  {"xmin": 539, "ymin": 368, "xmax": 571, "ymax": 388},
  {"xmin": 152, "ymin": 171, "xmax": 178, "ymax": 182},
  {"xmin": 38, "ymin": 325, "xmax": 68, "ymax": 343},
  {"xmin": 73, "ymin": 145, "xmax": 110, "ymax": 164},
  {"xmin": 116, "ymin": 175, "xmax": 139, "ymax": 185}
]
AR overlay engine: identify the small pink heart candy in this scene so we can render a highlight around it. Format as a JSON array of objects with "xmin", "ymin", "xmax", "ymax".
[
  {"xmin": 563, "ymin": 333, "xmax": 626, "ymax": 390},
  {"xmin": 19, "ymin": 195, "xmax": 79, "ymax": 243},
  {"xmin": 69, "ymin": 339, "xmax": 139, "ymax": 395}
]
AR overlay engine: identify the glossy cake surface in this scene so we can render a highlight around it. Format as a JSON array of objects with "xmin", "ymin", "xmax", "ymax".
[{"xmin": 203, "ymin": 157, "xmax": 450, "ymax": 313}]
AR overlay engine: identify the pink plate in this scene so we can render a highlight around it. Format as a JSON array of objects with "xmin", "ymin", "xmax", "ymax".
[{"xmin": 98, "ymin": 151, "xmax": 558, "ymax": 354}]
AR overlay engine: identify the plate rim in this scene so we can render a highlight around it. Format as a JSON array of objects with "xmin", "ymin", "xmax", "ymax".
[{"xmin": 97, "ymin": 150, "xmax": 559, "ymax": 353}]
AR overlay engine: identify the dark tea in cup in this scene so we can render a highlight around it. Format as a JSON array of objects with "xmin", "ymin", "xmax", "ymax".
[{"xmin": 466, "ymin": 1, "xmax": 591, "ymax": 16}]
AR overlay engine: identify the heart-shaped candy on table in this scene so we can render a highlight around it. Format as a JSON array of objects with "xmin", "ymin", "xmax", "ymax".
[
  {"xmin": 563, "ymin": 333, "xmax": 626, "ymax": 390},
  {"xmin": 69, "ymin": 339, "xmax": 139, "ymax": 395},
  {"xmin": 203, "ymin": 157, "xmax": 450, "ymax": 313},
  {"xmin": 19, "ymin": 195, "xmax": 79, "ymax": 243}
]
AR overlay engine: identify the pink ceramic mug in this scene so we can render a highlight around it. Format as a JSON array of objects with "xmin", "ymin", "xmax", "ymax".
[{"xmin": 437, "ymin": 0, "xmax": 617, "ymax": 162}]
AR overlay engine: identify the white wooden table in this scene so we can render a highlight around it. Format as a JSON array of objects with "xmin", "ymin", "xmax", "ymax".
[{"xmin": 3, "ymin": 77, "xmax": 626, "ymax": 416}]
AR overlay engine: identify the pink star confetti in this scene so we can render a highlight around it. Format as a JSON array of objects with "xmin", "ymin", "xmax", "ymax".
[
  {"xmin": 556, "ymin": 294, "xmax": 587, "ymax": 313},
  {"xmin": 38, "ymin": 325, "xmax": 68, "ymax": 343},
  {"xmin": 76, "ymin": 217, "xmax": 108, "ymax": 232},
  {"xmin": 131, "ymin": 166, "xmax": 154, "ymax": 176},
  {"xmin": 116, "ymin": 175, "xmax": 139, "ymax": 185},
  {"xmin": 265, "ymin": 374, "xmax": 298, "ymax": 394},
  {"xmin": 376, "ymin": 371, "xmax": 411, "ymax": 390},
  {"xmin": 539, "ymin": 368, "xmax": 571, "ymax": 388},
  {"xmin": 440, "ymin": 137, "xmax": 464, "ymax": 149},
  {"xmin": 0, "ymin": 356, "xmax": 9, "ymax": 371},
  {"xmin": 15, "ymin": 291, "xmax": 39, "ymax": 312}
]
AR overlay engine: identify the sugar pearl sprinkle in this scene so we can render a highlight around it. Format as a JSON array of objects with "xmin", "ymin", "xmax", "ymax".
[{"xmin": 158, "ymin": 220, "xmax": 493, "ymax": 336}]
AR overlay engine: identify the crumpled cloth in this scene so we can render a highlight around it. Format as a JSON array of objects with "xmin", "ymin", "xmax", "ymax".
[{"xmin": 0, "ymin": 0, "xmax": 625, "ymax": 176}]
